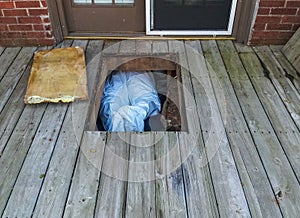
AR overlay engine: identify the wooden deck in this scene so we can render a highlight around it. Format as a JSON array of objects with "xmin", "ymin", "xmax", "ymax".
[{"xmin": 0, "ymin": 40, "xmax": 300, "ymax": 218}]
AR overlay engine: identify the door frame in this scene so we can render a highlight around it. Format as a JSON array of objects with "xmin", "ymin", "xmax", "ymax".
[
  {"xmin": 146, "ymin": 0, "xmax": 238, "ymax": 36},
  {"xmin": 47, "ymin": 0, "xmax": 258, "ymax": 43}
]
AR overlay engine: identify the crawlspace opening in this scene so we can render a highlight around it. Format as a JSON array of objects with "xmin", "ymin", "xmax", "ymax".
[{"xmin": 95, "ymin": 56, "xmax": 187, "ymax": 132}]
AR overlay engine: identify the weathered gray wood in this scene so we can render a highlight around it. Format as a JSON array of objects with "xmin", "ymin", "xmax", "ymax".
[
  {"xmin": 102, "ymin": 40, "xmax": 121, "ymax": 54},
  {"xmin": 2, "ymin": 103, "xmax": 67, "ymax": 217},
  {"xmin": 119, "ymin": 39, "xmax": 136, "ymax": 54},
  {"xmin": 270, "ymin": 45, "xmax": 300, "ymax": 93},
  {"xmin": 0, "ymin": 47, "xmax": 37, "ymax": 112},
  {"xmin": 70, "ymin": 40, "xmax": 104, "ymax": 136},
  {"xmin": 282, "ymin": 27, "xmax": 300, "ymax": 69},
  {"xmin": 152, "ymin": 40, "xmax": 169, "ymax": 54},
  {"xmin": 0, "ymin": 47, "xmax": 21, "ymax": 80},
  {"xmin": 218, "ymin": 40, "xmax": 300, "ymax": 217},
  {"xmin": 94, "ymin": 133, "xmax": 130, "ymax": 217},
  {"xmin": 155, "ymin": 132, "xmax": 187, "ymax": 218},
  {"xmin": 31, "ymin": 107, "xmax": 79, "ymax": 218},
  {"xmin": 236, "ymin": 43, "xmax": 300, "ymax": 180},
  {"xmin": 186, "ymin": 40, "xmax": 251, "ymax": 217},
  {"xmin": 294, "ymin": 55, "xmax": 300, "ymax": 73},
  {"xmin": 168, "ymin": 40, "xmax": 219, "ymax": 217},
  {"xmin": 0, "ymin": 103, "xmax": 48, "ymax": 215},
  {"xmin": 125, "ymin": 133, "xmax": 156, "ymax": 217},
  {"xmin": 0, "ymin": 47, "xmax": 5, "ymax": 55},
  {"xmin": 203, "ymin": 40, "xmax": 282, "ymax": 217},
  {"xmin": 253, "ymin": 46, "xmax": 300, "ymax": 129},
  {"xmin": 136, "ymin": 40, "xmax": 152, "ymax": 54},
  {"xmin": 32, "ymin": 40, "xmax": 90, "ymax": 218},
  {"xmin": 63, "ymin": 131, "xmax": 106, "ymax": 218}
]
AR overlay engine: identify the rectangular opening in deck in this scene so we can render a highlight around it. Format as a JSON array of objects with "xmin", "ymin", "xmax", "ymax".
[{"xmin": 86, "ymin": 55, "xmax": 187, "ymax": 132}]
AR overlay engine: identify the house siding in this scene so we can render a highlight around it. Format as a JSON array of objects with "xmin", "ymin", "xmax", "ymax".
[
  {"xmin": 0, "ymin": 0, "xmax": 55, "ymax": 46},
  {"xmin": 249, "ymin": 0, "xmax": 300, "ymax": 45}
]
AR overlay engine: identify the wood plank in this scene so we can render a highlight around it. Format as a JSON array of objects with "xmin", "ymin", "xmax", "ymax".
[
  {"xmin": 202, "ymin": 40, "xmax": 282, "ymax": 217},
  {"xmin": 253, "ymin": 46, "xmax": 300, "ymax": 129},
  {"xmin": 0, "ymin": 47, "xmax": 21, "ymax": 81},
  {"xmin": 236, "ymin": 43, "xmax": 300, "ymax": 180},
  {"xmin": 102, "ymin": 40, "xmax": 120, "ymax": 55},
  {"xmin": 186, "ymin": 40, "xmax": 250, "ymax": 217},
  {"xmin": 63, "ymin": 131, "xmax": 106, "ymax": 218},
  {"xmin": 69, "ymin": 40, "xmax": 104, "ymax": 136},
  {"xmin": 152, "ymin": 40, "xmax": 169, "ymax": 54},
  {"xmin": 0, "ymin": 103, "xmax": 48, "ymax": 215},
  {"xmin": 270, "ymin": 45, "xmax": 300, "ymax": 93},
  {"xmin": 0, "ymin": 47, "xmax": 5, "ymax": 56},
  {"xmin": 94, "ymin": 133, "xmax": 130, "ymax": 217},
  {"xmin": 282, "ymin": 28, "xmax": 300, "ymax": 65},
  {"xmin": 119, "ymin": 39, "xmax": 136, "ymax": 54},
  {"xmin": 0, "ymin": 47, "xmax": 37, "ymax": 112},
  {"xmin": 32, "ymin": 40, "xmax": 90, "ymax": 218},
  {"xmin": 136, "ymin": 40, "xmax": 152, "ymax": 54},
  {"xmin": 218, "ymin": 40, "xmax": 300, "ymax": 217},
  {"xmin": 0, "ymin": 42, "xmax": 67, "ymax": 155},
  {"xmin": 125, "ymin": 133, "xmax": 156, "ymax": 217},
  {"xmin": 2, "ymin": 103, "xmax": 68, "ymax": 217},
  {"xmin": 154, "ymin": 132, "xmax": 187, "ymax": 218},
  {"xmin": 168, "ymin": 40, "xmax": 219, "ymax": 217}
]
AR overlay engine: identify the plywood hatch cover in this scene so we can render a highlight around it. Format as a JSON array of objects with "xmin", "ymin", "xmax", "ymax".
[{"xmin": 24, "ymin": 47, "xmax": 88, "ymax": 104}]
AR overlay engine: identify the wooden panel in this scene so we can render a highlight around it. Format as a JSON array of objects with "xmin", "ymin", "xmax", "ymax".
[
  {"xmin": 0, "ymin": 47, "xmax": 21, "ymax": 80},
  {"xmin": 253, "ymin": 46, "xmax": 300, "ymax": 129},
  {"xmin": 0, "ymin": 103, "xmax": 48, "ymax": 215},
  {"xmin": 282, "ymin": 27, "xmax": 300, "ymax": 72},
  {"xmin": 155, "ymin": 132, "xmax": 187, "ymax": 217},
  {"xmin": 94, "ymin": 133, "xmax": 130, "ymax": 217},
  {"xmin": 0, "ymin": 47, "xmax": 37, "ymax": 112},
  {"xmin": 63, "ymin": 132, "xmax": 106, "ymax": 217},
  {"xmin": 125, "ymin": 133, "xmax": 156, "ymax": 217},
  {"xmin": 270, "ymin": 45, "xmax": 300, "ymax": 93},
  {"xmin": 47, "ymin": 0, "xmax": 64, "ymax": 42},
  {"xmin": 32, "ymin": 40, "xmax": 89, "ymax": 218},
  {"xmin": 237, "ymin": 44, "xmax": 300, "ymax": 180},
  {"xmin": 218, "ymin": 40, "xmax": 300, "ymax": 217},
  {"xmin": 202, "ymin": 40, "xmax": 282, "ymax": 217},
  {"xmin": 186, "ymin": 40, "xmax": 250, "ymax": 217},
  {"xmin": 2, "ymin": 103, "xmax": 67, "ymax": 217}
]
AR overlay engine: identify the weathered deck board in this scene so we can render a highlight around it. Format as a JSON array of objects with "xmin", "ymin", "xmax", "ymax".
[
  {"xmin": 63, "ymin": 131, "xmax": 106, "ymax": 217},
  {"xmin": 0, "ymin": 47, "xmax": 36, "ymax": 112},
  {"xmin": 218, "ymin": 40, "xmax": 300, "ymax": 217},
  {"xmin": 0, "ymin": 47, "xmax": 21, "ymax": 81},
  {"xmin": 282, "ymin": 28, "xmax": 300, "ymax": 72},
  {"xmin": 155, "ymin": 132, "xmax": 187, "ymax": 218},
  {"xmin": 94, "ymin": 133, "xmax": 130, "ymax": 217},
  {"xmin": 237, "ymin": 44, "xmax": 300, "ymax": 180},
  {"xmin": 32, "ymin": 40, "xmax": 89, "ymax": 218},
  {"xmin": 168, "ymin": 40, "xmax": 219, "ymax": 217},
  {"xmin": 0, "ymin": 47, "xmax": 5, "ymax": 55},
  {"xmin": 125, "ymin": 133, "xmax": 156, "ymax": 217},
  {"xmin": 253, "ymin": 46, "xmax": 300, "ymax": 129},
  {"xmin": 2, "ymin": 103, "xmax": 67, "ymax": 217},
  {"xmin": 1, "ymin": 39, "xmax": 300, "ymax": 218},
  {"xmin": 186, "ymin": 40, "xmax": 250, "ymax": 217},
  {"xmin": 0, "ymin": 103, "xmax": 47, "ymax": 216},
  {"xmin": 202, "ymin": 40, "xmax": 282, "ymax": 218},
  {"xmin": 270, "ymin": 45, "xmax": 300, "ymax": 93}
]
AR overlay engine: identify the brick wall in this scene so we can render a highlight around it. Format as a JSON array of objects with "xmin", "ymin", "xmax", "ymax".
[
  {"xmin": 0, "ymin": 0, "xmax": 55, "ymax": 46},
  {"xmin": 250, "ymin": 0, "xmax": 300, "ymax": 45}
]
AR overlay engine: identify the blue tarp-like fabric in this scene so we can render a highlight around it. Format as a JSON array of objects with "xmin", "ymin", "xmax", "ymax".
[{"xmin": 99, "ymin": 71, "xmax": 161, "ymax": 131}]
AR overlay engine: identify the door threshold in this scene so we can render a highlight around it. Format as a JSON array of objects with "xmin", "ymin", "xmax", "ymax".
[{"xmin": 65, "ymin": 33, "xmax": 236, "ymax": 41}]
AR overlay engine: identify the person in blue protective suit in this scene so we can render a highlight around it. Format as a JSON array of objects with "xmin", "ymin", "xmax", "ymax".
[{"xmin": 99, "ymin": 71, "xmax": 161, "ymax": 132}]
